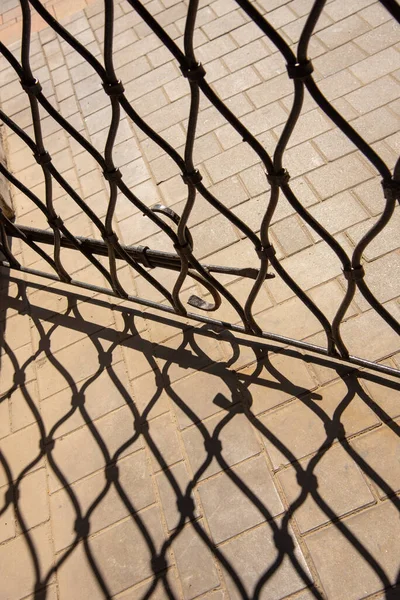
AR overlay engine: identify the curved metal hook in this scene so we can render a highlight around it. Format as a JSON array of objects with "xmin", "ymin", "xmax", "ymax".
[
  {"xmin": 151, "ymin": 203, "xmax": 194, "ymax": 249},
  {"xmin": 151, "ymin": 204, "xmax": 221, "ymax": 311}
]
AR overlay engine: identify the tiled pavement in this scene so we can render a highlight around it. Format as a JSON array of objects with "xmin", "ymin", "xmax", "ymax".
[{"xmin": 0, "ymin": 0, "xmax": 400, "ymax": 599}]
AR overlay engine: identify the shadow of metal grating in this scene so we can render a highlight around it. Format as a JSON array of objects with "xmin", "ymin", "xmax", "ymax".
[{"xmin": 0, "ymin": 0, "xmax": 399, "ymax": 377}]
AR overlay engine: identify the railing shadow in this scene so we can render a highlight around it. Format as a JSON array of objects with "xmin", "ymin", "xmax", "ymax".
[{"xmin": 0, "ymin": 276, "xmax": 399, "ymax": 600}]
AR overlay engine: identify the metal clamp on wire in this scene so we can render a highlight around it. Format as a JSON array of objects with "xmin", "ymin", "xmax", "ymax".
[
  {"xmin": 267, "ymin": 169, "xmax": 290, "ymax": 187},
  {"xmin": 103, "ymin": 168, "xmax": 122, "ymax": 182},
  {"xmin": 34, "ymin": 150, "xmax": 51, "ymax": 165},
  {"xmin": 102, "ymin": 80, "xmax": 125, "ymax": 97},
  {"xmin": 257, "ymin": 245, "xmax": 276, "ymax": 260},
  {"xmin": 174, "ymin": 241, "xmax": 192, "ymax": 257},
  {"xmin": 47, "ymin": 214, "xmax": 63, "ymax": 229},
  {"xmin": 180, "ymin": 62, "xmax": 206, "ymax": 82},
  {"xmin": 20, "ymin": 78, "xmax": 42, "ymax": 96},
  {"xmin": 382, "ymin": 177, "xmax": 400, "ymax": 202},
  {"xmin": 101, "ymin": 231, "xmax": 119, "ymax": 246},
  {"xmin": 286, "ymin": 60, "xmax": 314, "ymax": 80},
  {"xmin": 181, "ymin": 169, "xmax": 202, "ymax": 185},
  {"xmin": 137, "ymin": 245, "xmax": 152, "ymax": 268},
  {"xmin": 343, "ymin": 265, "xmax": 365, "ymax": 281}
]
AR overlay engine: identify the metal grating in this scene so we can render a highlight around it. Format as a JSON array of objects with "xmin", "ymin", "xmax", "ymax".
[{"xmin": 0, "ymin": 0, "xmax": 399, "ymax": 377}]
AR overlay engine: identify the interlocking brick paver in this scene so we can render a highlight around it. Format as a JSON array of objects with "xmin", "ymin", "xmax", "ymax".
[
  {"xmin": 0, "ymin": 524, "xmax": 54, "ymax": 600},
  {"xmin": 306, "ymin": 502, "xmax": 400, "ymax": 600},
  {"xmin": 351, "ymin": 421, "xmax": 400, "ymax": 499},
  {"xmin": 199, "ymin": 455, "xmax": 283, "ymax": 543},
  {"xmin": 58, "ymin": 506, "xmax": 165, "ymax": 599},
  {"xmin": 50, "ymin": 449, "xmax": 154, "ymax": 551},
  {"xmin": 156, "ymin": 461, "xmax": 200, "ymax": 530},
  {"xmin": 173, "ymin": 520, "xmax": 220, "ymax": 599},
  {"xmin": 278, "ymin": 444, "xmax": 375, "ymax": 533},
  {"xmin": 47, "ymin": 404, "xmax": 144, "ymax": 493},
  {"xmin": 1, "ymin": 1, "xmax": 400, "ymax": 599},
  {"xmin": 350, "ymin": 46, "xmax": 400, "ymax": 84},
  {"xmin": 221, "ymin": 519, "xmax": 312, "ymax": 600},
  {"xmin": 182, "ymin": 410, "xmax": 261, "ymax": 481},
  {"xmin": 259, "ymin": 378, "xmax": 380, "ymax": 469}
]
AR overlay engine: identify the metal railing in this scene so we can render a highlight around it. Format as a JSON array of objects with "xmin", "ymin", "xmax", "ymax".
[{"xmin": 0, "ymin": 0, "xmax": 399, "ymax": 378}]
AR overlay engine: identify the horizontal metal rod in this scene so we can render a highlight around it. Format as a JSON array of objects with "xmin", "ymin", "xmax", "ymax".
[
  {"xmin": 1, "ymin": 261, "xmax": 399, "ymax": 380},
  {"xmin": 5, "ymin": 223, "xmax": 273, "ymax": 282}
]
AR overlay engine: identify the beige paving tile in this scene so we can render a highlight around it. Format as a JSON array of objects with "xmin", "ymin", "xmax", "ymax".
[
  {"xmin": 57, "ymin": 506, "xmax": 166, "ymax": 599},
  {"xmin": 182, "ymin": 410, "xmax": 261, "ymax": 481},
  {"xmin": 0, "ymin": 423, "xmax": 43, "ymax": 487},
  {"xmin": 238, "ymin": 352, "xmax": 317, "ymax": 416},
  {"xmin": 147, "ymin": 411, "xmax": 183, "ymax": 471},
  {"xmin": 40, "ymin": 360, "xmax": 130, "ymax": 439},
  {"xmin": 36, "ymin": 333, "xmax": 123, "ymax": 400},
  {"xmin": 156, "ymin": 461, "xmax": 200, "ymax": 531},
  {"xmin": 172, "ymin": 520, "xmax": 220, "ymax": 599},
  {"xmin": 221, "ymin": 518, "xmax": 312, "ymax": 600},
  {"xmin": 170, "ymin": 366, "xmax": 239, "ymax": 429},
  {"xmin": 306, "ymin": 502, "xmax": 400, "ymax": 600},
  {"xmin": 0, "ymin": 487, "xmax": 15, "ymax": 543},
  {"xmin": 259, "ymin": 378, "xmax": 380, "ymax": 469},
  {"xmin": 50, "ymin": 449, "xmax": 154, "ymax": 551},
  {"xmin": 351, "ymin": 421, "xmax": 400, "ymax": 499},
  {"xmin": 17, "ymin": 468, "xmax": 50, "ymax": 532},
  {"xmin": 199, "ymin": 455, "xmax": 283, "ymax": 544},
  {"xmin": 47, "ymin": 404, "xmax": 144, "ymax": 493},
  {"xmin": 0, "ymin": 523, "xmax": 54, "ymax": 600},
  {"xmin": 278, "ymin": 443, "xmax": 375, "ymax": 533},
  {"xmin": 362, "ymin": 378, "xmax": 400, "ymax": 420}
]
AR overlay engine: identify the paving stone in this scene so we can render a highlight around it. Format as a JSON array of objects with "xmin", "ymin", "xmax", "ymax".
[
  {"xmin": 351, "ymin": 421, "xmax": 400, "ymax": 499},
  {"xmin": 278, "ymin": 443, "xmax": 375, "ymax": 533},
  {"xmin": 307, "ymin": 191, "xmax": 368, "ymax": 235},
  {"xmin": 247, "ymin": 72, "xmax": 293, "ymax": 108},
  {"xmin": 182, "ymin": 410, "xmax": 261, "ymax": 481},
  {"xmin": 9, "ymin": 379, "xmax": 40, "ymax": 433},
  {"xmin": 221, "ymin": 518, "xmax": 312, "ymax": 600},
  {"xmin": 173, "ymin": 519, "xmax": 220, "ymax": 599},
  {"xmin": 18, "ymin": 467, "xmax": 50, "ymax": 532},
  {"xmin": 362, "ymin": 377, "xmax": 400, "ymax": 421},
  {"xmin": 360, "ymin": 2, "xmax": 392, "ymax": 26},
  {"xmin": 191, "ymin": 213, "xmax": 238, "ymax": 258},
  {"xmin": 114, "ymin": 568, "xmax": 181, "ymax": 599},
  {"xmin": 0, "ymin": 523, "xmax": 54, "ymax": 600},
  {"xmin": 171, "ymin": 366, "xmax": 239, "ymax": 429},
  {"xmin": 0, "ymin": 343, "xmax": 36, "ymax": 396},
  {"xmin": 47, "ymin": 404, "xmax": 144, "ymax": 493},
  {"xmin": 0, "ymin": 484, "xmax": 15, "ymax": 543},
  {"xmin": 130, "ymin": 371, "xmax": 171, "ymax": 420},
  {"xmin": 259, "ymin": 378, "xmax": 380, "ymax": 469},
  {"xmin": 350, "ymin": 46, "xmax": 400, "ymax": 84},
  {"xmin": 272, "ymin": 215, "xmax": 314, "ymax": 257},
  {"xmin": 0, "ymin": 396, "xmax": 11, "ymax": 440},
  {"xmin": 317, "ymin": 14, "xmax": 370, "ymax": 50},
  {"xmin": 238, "ymin": 351, "xmax": 317, "ymax": 416},
  {"xmin": 199, "ymin": 455, "xmax": 283, "ymax": 543},
  {"xmin": 58, "ymin": 506, "xmax": 165, "ymax": 599},
  {"xmin": 0, "ymin": 423, "xmax": 43, "ymax": 488},
  {"xmin": 204, "ymin": 143, "xmax": 259, "ymax": 184},
  {"xmin": 324, "ymin": 0, "xmax": 374, "ymax": 21},
  {"xmin": 156, "ymin": 461, "xmax": 199, "ymax": 530},
  {"xmin": 306, "ymin": 502, "xmax": 400, "ymax": 600},
  {"xmin": 196, "ymin": 35, "xmax": 238, "ymax": 65},
  {"xmin": 50, "ymin": 449, "xmax": 154, "ymax": 551},
  {"xmin": 40, "ymin": 360, "xmax": 130, "ymax": 439},
  {"xmin": 306, "ymin": 154, "xmax": 373, "ymax": 199},
  {"xmin": 147, "ymin": 411, "xmax": 183, "ymax": 471}
]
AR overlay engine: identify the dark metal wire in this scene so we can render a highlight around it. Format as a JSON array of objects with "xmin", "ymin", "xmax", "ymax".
[{"xmin": 0, "ymin": 0, "xmax": 399, "ymax": 378}]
